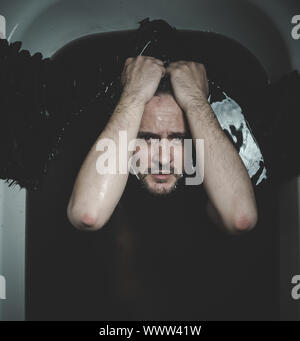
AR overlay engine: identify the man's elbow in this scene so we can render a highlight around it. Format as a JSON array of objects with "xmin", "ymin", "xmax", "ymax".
[
  {"xmin": 230, "ymin": 211, "xmax": 258, "ymax": 234},
  {"xmin": 67, "ymin": 204, "xmax": 106, "ymax": 232}
]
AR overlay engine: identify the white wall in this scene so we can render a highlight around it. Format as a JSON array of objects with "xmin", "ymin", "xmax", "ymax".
[
  {"xmin": 0, "ymin": 14, "xmax": 26, "ymax": 321},
  {"xmin": 0, "ymin": 182, "xmax": 26, "ymax": 321}
]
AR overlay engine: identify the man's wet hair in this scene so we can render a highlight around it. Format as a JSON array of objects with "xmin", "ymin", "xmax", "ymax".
[{"xmin": 154, "ymin": 73, "xmax": 175, "ymax": 97}]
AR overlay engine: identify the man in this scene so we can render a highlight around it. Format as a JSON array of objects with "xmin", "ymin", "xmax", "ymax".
[{"xmin": 67, "ymin": 55, "xmax": 258, "ymax": 234}]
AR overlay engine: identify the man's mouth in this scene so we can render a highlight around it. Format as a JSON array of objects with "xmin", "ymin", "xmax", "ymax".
[{"xmin": 151, "ymin": 174, "xmax": 172, "ymax": 180}]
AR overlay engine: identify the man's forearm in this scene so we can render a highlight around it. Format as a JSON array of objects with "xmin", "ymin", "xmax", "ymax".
[
  {"xmin": 67, "ymin": 93, "xmax": 145, "ymax": 230},
  {"xmin": 185, "ymin": 98, "xmax": 258, "ymax": 232}
]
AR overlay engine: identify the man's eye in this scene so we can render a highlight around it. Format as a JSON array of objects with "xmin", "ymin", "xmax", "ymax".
[
  {"xmin": 172, "ymin": 137, "xmax": 184, "ymax": 144},
  {"xmin": 144, "ymin": 137, "xmax": 158, "ymax": 143}
]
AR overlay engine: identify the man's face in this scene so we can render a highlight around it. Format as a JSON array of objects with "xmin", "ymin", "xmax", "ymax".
[{"xmin": 132, "ymin": 93, "xmax": 187, "ymax": 196}]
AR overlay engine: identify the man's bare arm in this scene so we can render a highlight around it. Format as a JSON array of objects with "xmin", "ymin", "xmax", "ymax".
[
  {"xmin": 67, "ymin": 56, "xmax": 165, "ymax": 231},
  {"xmin": 186, "ymin": 98, "xmax": 258, "ymax": 233},
  {"xmin": 167, "ymin": 61, "xmax": 258, "ymax": 234}
]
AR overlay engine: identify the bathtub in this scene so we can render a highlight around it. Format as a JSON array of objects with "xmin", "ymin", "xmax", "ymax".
[{"xmin": 0, "ymin": 0, "xmax": 299, "ymax": 321}]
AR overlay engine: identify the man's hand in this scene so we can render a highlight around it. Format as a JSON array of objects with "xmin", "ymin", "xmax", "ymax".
[
  {"xmin": 121, "ymin": 55, "xmax": 166, "ymax": 105},
  {"xmin": 166, "ymin": 61, "xmax": 209, "ymax": 112}
]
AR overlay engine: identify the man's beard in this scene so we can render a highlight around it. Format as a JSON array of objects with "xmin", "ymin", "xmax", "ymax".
[{"xmin": 136, "ymin": 167, "xmax": 185, "ymax": 197}]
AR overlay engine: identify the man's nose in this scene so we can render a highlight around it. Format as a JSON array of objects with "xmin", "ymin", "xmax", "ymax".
[{"xmin": 152, "ymin": 139, "xmax": 173, "ymax": 166}]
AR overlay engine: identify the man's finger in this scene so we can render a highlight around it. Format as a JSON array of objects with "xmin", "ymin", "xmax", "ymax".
[
  {"xmin": 161, "ymin": 66, "xmax": 167, "ymax": 77},
  {"xmin": 154, "ymin": 58, "xmax": 164, "ymax": 66},
  {"xmin": 143, "ymin": 55, "xmax": 164, "ymax": 64},
  {"xmin": 165, "ymin": 64, "xmax": 175, "ymax": 74},
  {"xmin": 166, "ymin": 61, "xmax": 183, "ymax": 72},
  {"xmin": 124, "ymin": 57, "xmax": 133, "ymax": 67}
]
